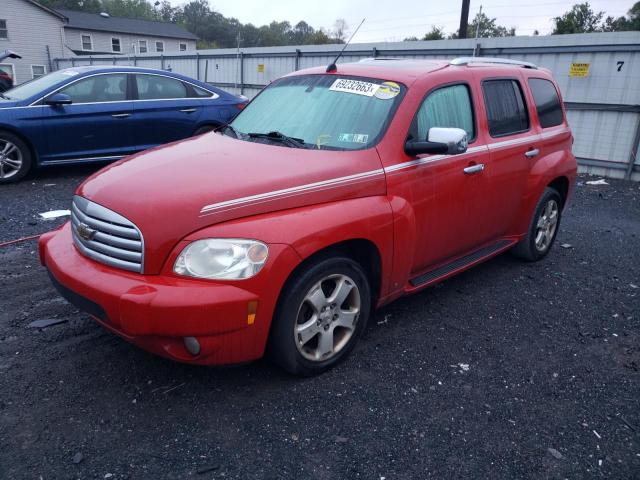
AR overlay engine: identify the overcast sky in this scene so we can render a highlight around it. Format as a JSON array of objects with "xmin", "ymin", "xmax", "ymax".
[{"xmin": 164, "ymin": 0, "xmax": 633, "ymax": 42}]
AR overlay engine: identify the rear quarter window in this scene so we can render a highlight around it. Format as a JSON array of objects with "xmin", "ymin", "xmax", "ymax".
[
  {"xmin": 528, "ymin": 78, "xmax": 563, "ymax": 128},
  {"xmin": 482, "ymin": 79, "xmax": 529, "ymax": 137}
]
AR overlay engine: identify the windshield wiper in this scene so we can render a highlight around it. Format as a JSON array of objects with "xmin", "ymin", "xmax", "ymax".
[
  {"xmin": 0, "ymin": 93, "xmax": 9, "ymax": 100},
  {"xmin": 247, "ymin": 131, "xmax": 308, "ymax": 149}
]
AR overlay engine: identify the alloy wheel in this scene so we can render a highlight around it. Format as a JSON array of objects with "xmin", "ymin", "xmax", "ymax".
[
  {"xmin": 0, "ymin": 140, "xmax": 23, "ymax": 179},
  {"xmin": 535, "ymin": 199, "xmax": 559, "ymax": 252},
  {"xmin": 294, "ymin": 273, "xmax": 361, "ymax": 362}
]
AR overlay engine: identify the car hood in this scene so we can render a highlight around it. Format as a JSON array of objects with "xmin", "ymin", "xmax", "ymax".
[
  {"xmin": 0, "ymin": 99, "xmax": 23, "ymax": 109},
  {"xmin": 77, "ymin": 133, "xmax": 386, "ymax": 273}
]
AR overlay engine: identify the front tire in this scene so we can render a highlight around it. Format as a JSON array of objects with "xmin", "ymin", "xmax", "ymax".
[
  {"xmin": 0, "ymin": 132, "xmax": 32, "ymax": 184},
  {"xmin": 511, "ymin": 187, "xmax": 562, "ymax": 261},
  {"xmin": 268, "ymin": 256, "xmax": 371, "ymax": 376}
]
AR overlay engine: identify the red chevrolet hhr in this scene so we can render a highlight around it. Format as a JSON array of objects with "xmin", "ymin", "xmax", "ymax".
[{"xmin": 40, "ymin": 57, "xmax": 577, "ymax": 375}]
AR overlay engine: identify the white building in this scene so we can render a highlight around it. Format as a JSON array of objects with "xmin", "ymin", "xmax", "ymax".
[{"xmin": 0, "ymin": 0, "xmax": 198, "ymax": 86}]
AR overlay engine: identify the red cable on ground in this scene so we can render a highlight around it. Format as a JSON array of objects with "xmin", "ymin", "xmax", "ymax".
[{"xmin": 0, "ymin": 233, "xmax": 43, "ymax": 248}]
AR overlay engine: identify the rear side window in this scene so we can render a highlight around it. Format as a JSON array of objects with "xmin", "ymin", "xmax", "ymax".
[
  {"xmin": 411, "ymin": 84, "xmax": 475, "ymax": 141},
  {"xmin": 482, "ymin": 79, "xmax": 529, "ymax": 137},
  {"xmin": 528, "ymin": 78, "xmax": 563, "ymax": 128},
  {"xmin": 192, "ymin": 85, "xmax": 214, "ymax": 98},
  {"xmin": 136, "ymin": 74, "xmax": 187, "ymax": 100}
]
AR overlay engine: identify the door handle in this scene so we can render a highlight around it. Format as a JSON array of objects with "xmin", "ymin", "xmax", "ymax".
[
  {"xmin": 180, "ymin": 108, "xmax": 197, "ymax": 113},
  {"xmin": 111, "ymin": 113, "xmax": 131, "ymax": 118},
  {"xmin": 463, "ymin": 163, "xmax": 485, "ymax": 175},
  {"xmin": 525, "ymin": 148, "xmax": 540, "ymax": 158}
]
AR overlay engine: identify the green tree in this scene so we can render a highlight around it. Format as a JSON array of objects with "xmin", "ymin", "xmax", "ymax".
[
  {"xmin": 38, "ymin": 0, "xmax": 102, "ymax": 13},
  {"xmin": 450, "ymin": 12, "xmax": 515, "ymax": 38},
  {"xmin": 181, "ymin": 0, "xmax": 211, "ymax": 39},
  {"xmin": 602, "ymin": 1, "xmax": 640, "ymax": 31},
  {"xmin": 100, "ymin": 0, "xmax": 156, "ymax": 19},
  {"xmin": 422, "ymin": 26, "xmax": 445, "ymax": 40},
  {"xmin": 552, "ymin": 3, "xmax": 605, "ymax": 34}
]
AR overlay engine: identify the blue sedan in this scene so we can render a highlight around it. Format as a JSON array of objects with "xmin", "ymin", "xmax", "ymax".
[{"xmin": 0, "ymin": 66, "xmax": 246, "ymax": 183}]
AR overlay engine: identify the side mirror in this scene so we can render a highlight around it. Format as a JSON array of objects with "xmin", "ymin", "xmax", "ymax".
[
  {"xmin": 404, "ymin": 127, "xmax": 468, "ymax": 156},
  {"xmin": 45, "ymin": 93, "xmax": 72, "ymax": 106}
]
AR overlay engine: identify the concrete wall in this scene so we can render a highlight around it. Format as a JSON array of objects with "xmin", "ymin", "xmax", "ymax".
[
  {"xmin": 0, "ymin": 0, "xmax": 66, "ymax": 84},
  {"xmin": 63, "ymin": 28, "xmax": 196, "ymax": 55},
  {"xmin": 54, "ymin": 32, "xmax": 640, "ymax": 180}
]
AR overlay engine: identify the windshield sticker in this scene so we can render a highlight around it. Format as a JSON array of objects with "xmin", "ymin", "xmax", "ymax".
[
  {"xmin": 338, "ymin": 133, "xmax": 369, "ymax": 144},
  {"xmin": 374, "ymin": 81, "xmax": 401, "ymax": 100},
  {"xmin": 329, "ymin": 78, "xmax": 380, "ymax": 97}
]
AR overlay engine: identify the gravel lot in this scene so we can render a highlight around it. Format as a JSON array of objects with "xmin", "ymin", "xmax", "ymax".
[{"xmin": 1, "ymin": 165, "xmax": 639, "ymax": 479}]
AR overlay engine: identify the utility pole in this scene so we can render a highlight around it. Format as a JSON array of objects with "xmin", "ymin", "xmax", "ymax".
[
  {"xmin": 459, "ymin": 0, "xmax": 471, "ymax": 39},
  {"xmin": 473, "ymin": 4, "xmax": 483, "ymax": 57}
]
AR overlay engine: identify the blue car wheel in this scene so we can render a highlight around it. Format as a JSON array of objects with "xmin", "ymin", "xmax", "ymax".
[{"xmin": 0, "ymin": 131, "xmax": 31, "ymax": 184}]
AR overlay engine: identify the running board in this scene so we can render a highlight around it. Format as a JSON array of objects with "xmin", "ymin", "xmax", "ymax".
[{"xmin": 409, "ymin": 239, "xmax": 514, "ymax": 287}]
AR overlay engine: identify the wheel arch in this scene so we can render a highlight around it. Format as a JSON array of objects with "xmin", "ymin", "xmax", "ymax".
[
  {"xmin": 0, "ymin": 125, "xmax": 38, "ymax": 165},
  {"xmin": 280, "ymin": 237, "xmax": 383, "ymax": 309},
  {"xmin": 547, "ymin": 175, "xmax": 570, "ymax": 208},
  {"xmin": 193, "ymin": 121, "xmax": 222, "ymax": 136}
]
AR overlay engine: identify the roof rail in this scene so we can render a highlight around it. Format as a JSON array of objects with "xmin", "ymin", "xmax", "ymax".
[
  {"xmin": 450, "ymin": 57, "xmax": 538, "ymax": 69},
  {"xmin": 358, "ymin": 57, "xmax": 406, "ymax": 62}
]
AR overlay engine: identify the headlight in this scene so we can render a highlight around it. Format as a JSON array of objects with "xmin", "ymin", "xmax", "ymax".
[{"xmin": 173, "ymin": 238, "xmax": 269, "ymax": 280}]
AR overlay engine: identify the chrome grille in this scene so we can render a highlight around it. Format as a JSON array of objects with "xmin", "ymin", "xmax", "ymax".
[{"xmin": 70, "ymin": 195, "xmax": 144, "ymax": 273}]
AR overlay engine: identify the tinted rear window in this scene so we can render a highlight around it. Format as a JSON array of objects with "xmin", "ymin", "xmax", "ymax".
[
  {"xmin": 482, "ymin": 79, "xmax": 529, "ymax": 137},
  {"xmin": 528, "ymin": 78, "xmax": 563, "ymax": 128}
]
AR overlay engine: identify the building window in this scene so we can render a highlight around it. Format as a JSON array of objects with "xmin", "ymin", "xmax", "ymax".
[
  {"xmin": 31, "ymin": 65, "xmax": 46, "ymax": 79},
  {"xmin": 111, "ymin": 37, "xmax": 121, "ymax": 53},
  {"xmin": 139, "ymin": 40, "xmax": 147, "ymax": 53},
  {"xmin": 179, "ymin": 42, "xmax": 187, "ymax": 52},
  {"xmin": 155, "ymin": 41, "xmax": 164, "ymax": 52},
  {"xmin": 81, "ymin": 34, "xmax": 92, "ymax": 51},
  {"xmin": 0, "ymin": 20, "xmax": 7, "ymax": 39}
]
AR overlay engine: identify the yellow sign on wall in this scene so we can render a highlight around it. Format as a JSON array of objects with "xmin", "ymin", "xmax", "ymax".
[
  {"xmin": 569, "ymin": 63, "xmax": 590, "ymax": 77},
  {"xmin": 257, "ymin": 64, "xmax": 265, "ymax": 73}
]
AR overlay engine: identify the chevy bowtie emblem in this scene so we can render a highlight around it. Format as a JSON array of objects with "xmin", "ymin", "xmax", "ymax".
[{"xmin": 76, "ymin": 222, "xmax": 97, "ymax": 241}]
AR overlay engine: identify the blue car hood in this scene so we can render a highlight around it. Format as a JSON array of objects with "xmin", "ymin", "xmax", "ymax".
[{"xmin": 0, "ymin": 99, "xmax": 24, "ymax": 109}]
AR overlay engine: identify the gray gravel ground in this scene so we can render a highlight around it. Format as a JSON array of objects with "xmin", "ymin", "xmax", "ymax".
[{"xmin": 1, "ymin": 165, "xmax": 639, "ymax": 480}]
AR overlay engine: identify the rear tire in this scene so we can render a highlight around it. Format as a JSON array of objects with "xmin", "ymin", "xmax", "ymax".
[
  {"xmin": 0, "ymin": 132, "xmax": 32, "ymax": 184},
  {"xmin": 511, "ymin": 187, "xmax": 562, "ymax": 262},
  {"xmin": 268, "ymin": 256, "xmax": 371, "ymax": 376}
]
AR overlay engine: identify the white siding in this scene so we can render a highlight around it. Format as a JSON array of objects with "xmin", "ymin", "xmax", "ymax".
[
  {"xmin": 64, "ymin": 28, "xmax": 196, "ymax": 55},
  {"xmin": 0, "ymin": 0, "xmax": 65, "ymax": 84}
]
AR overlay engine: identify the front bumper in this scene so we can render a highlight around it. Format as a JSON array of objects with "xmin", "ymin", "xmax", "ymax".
[{"xmin": 39, "ymin": 223, "xmax": 299, "ymax": 365}]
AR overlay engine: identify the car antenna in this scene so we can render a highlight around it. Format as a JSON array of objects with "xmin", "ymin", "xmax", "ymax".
[{"xmin": 326, "ymin": 18, "xmax": 366, "ymax": 73}]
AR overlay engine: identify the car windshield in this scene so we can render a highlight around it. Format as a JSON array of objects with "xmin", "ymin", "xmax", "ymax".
[
  {"xmin": 3, "ymin": 70, "xmax": 81, "ymax": 101},
  {"xmin": 230, "ymin": 74, "xmax": 405, "ymax": 150}
]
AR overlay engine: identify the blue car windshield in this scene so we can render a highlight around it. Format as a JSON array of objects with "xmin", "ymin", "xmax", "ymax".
[
  {"xmin": 3, "ymin": 70, "xmax": 81, "ymax": 101},
  {"xmin": 230, "ymin": 75, "xmax": 405, "ymax": 150}
]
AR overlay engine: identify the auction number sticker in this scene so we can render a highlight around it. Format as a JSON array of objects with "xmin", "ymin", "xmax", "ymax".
[{"xmin": 329, "ymin": 78, "xmax": 380, "ymax": 97}]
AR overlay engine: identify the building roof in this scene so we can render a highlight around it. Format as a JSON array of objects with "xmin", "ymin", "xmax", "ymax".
[
  {"xmin": 25, "ymin": 0, "xmax": 67, "ymax": 20},
  {"xmin": 55, "ymin": 9, "xmax": 198, "ymax": 41}
]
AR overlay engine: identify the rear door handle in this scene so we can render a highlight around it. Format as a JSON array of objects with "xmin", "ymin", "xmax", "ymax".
[
  {"xmin": 463, "ymin": 163, "xmax": 485, "ymax": 175},
  {"xmin": 180, "ymin": 108, "xmax": 197, "ymax": 113},
  {"xmin": 111, "ymin": 113, "xmax": 131, "ymax": 118},
  {"xmin": 525, "ymin": 148, "xmax": 540, "ymax": 158}
]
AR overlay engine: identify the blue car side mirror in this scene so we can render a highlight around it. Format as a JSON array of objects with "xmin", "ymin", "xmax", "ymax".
[{"xmin": 45, "ymin": 93, "xmax": 72, "ymax": 106}]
